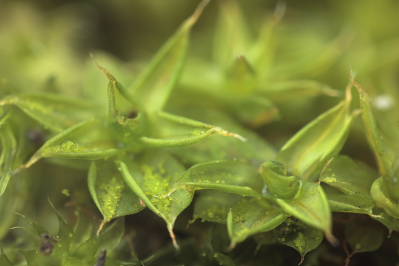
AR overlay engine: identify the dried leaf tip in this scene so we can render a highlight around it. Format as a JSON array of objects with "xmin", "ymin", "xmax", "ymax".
[
  {"xmin": 212, "ymin": 127, "xmax": 247, "ymax": 142},
  {"xmin": 325, "ymin": 231, "xmax": 338, "ymax": 247},
  {"xmin": 345, "ymin": 70, "xmax": 356, "ymax": 103},
  {"xmin": 167, "ymin": 225, "xmax": 180, "ymax": 250},
  {"xmin": 91, "ymin": 57, "xmax": 117, "ymax": 83},
  {"xmin": 184, "ymin": 0, "xmax": 211, "ymax": 29},
  {"xmin": 96, "ymin": 220, "xmax": 108, "ymax": 236},
  {"xmin": 272, "ymin": 1, "xmax": 286, "ymax": 24}
]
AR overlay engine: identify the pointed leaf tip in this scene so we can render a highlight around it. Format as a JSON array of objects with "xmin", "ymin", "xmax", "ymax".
[
  {"xmin": 185, "ymin": 0, "xmax": 211, "ymax": 28},
  {"xmin": 128, "ymin": 0, "xmax": 209, "ymax": 112}
]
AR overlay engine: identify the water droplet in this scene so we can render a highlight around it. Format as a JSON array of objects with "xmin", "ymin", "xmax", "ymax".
[
  {"xmin": 262, "ymin": 184, "xmax": 269, "ymax": 196},
  {"xmin": 374, "ymin": 94, "xmax": 394, "ymax": 110}
]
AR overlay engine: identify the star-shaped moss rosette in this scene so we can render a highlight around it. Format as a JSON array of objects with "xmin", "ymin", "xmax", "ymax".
[
  {"xmin": 2, "ymin": 0, "xmax": 399, "ymax": 264},
  {"xmin": 180, "ymin": 0, "xmax": 341, "ymax": 127},
  {"xmin": 181, "ymin": 81, "xmax": 356, "ymax": 251},
  {"xmin": 0, "ymin": 0, "xmax": 248, "ymax": 248}
]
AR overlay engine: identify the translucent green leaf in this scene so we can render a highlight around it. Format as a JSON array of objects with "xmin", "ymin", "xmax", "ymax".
[
  {"xmin": 277, "ymin": 94, "xmax": 354, "ymax": 180},
  {"xmin": 322, "ymin": 186, "xmax": 373, "ymax": 214},
  {"xmin": 141, "ymin": 111, "xmax": 244, "ymax": 148},
  {"xmin": 88, "ymin": 161, "xmax": 144, "ymax": 225},
  {"xmin": 320, "ymin": 156, "xmax": 376, "ymax": 195},
  {"xmin": 0, "ymin": 114, "xmax": 30, "ymax": 195},
  {"xmin": 25, "ymin": 120, "xmax": 122, "ymax": 167},
  {"xmin": 213, "ymin": 0, "xmax": 250, "ymax": 67},
  {"xmin": 260, "ymin": 161, "xmax": 300, "ymax": 199},
  {"xmin": 249, "ymin": 4, "xmax": 285, "ymax": 79},
  {"xmin": 262, "ymin": 80, "xmax": 339, "ymax": 103},
  {"xmin": 345, "ymin": 217, "xmax": 385, "ymax": 254},
  {"xmin": 255, "ymin": 219, "xmax": 323, "ymax": 259},
  {"xmin": 182, "ymin": 160, "xmax": 262, "ymax": 197},
  {"xmin": 0, "ymin": 93, "xmax": 95, "ymax": 132},
  {"xmin": 370, "ymin": 177, "xmax": 399, "ymax": 219},
  {"xmin": 95, "ymin": 62, "xmax": 132, "ymax": 120},
  {"xmin": 127, "ymin": 0, "xmax": 210, "ymax": 113},
  {"xmin": 0, "ymin": 172, "xmax": 26, "ymax": 237},
  {"xmin": 356, "ymin": 85, "xmax": 399, "ymax": 201},
  {"xmin": 0, "ymin": 123, "xmax": 17, "ymax": 195},
  {"xmin": 370, "ymin": 209, "xmax": 399, "ymax": 232},
  {"xmin": 227, "ymin": 197, "xmax": 286, "ymax": 247},
  {"xmin": 117, "ymin": 153, "xmax": 192, "ymax": 248},
  {"xmin": 225, "ymin": 56, "xmax": 256, "ymax": 94},
  {"xmin": 193, "ymin": 191, "xmax": 240, "ymax": 224},
  {"xmin": 275, "ymin": 182, "xmax": 333, "ymax": 238},
  {"xmin": 168, "ymin": 109, "xmax": 275, "ymax": 164},
  {"xmin": 141, "ymin": 129, "xmax": 216, "ymax": 147},
  {"xmin": 357, "ymin": 85, "xmax": 394, "ymax": 176},
  {"xmin": 230, "ymin": 96, "xmax": 279, "ymax": 127},
  {"xmin": 320, "ymin": 156, "xmax": 375, "ymax": 214}
]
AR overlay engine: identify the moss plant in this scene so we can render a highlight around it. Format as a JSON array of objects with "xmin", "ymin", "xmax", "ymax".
[{"xmin": 1, "ymin": 0, "xmax": 399, "ymax": 265}]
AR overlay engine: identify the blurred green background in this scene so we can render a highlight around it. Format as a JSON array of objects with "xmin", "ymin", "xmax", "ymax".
[{"xmin": 1, "ymin": 1, "xmax": 399, "ymax": 264}]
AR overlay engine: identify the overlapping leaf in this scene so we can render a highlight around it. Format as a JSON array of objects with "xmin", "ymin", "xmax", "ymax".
[
  {"xmin": 182, "ymin": 160, "xmax": 261, "ymax": 197},
  {"xmin": 0, "ymin": 93, "xmax": 95, "ymax": 132},
  {"xmin": 227, "ymin": 198, "xmax": 286, "ymax": 247},
  {"xmin": 255, "ymin": 219, "xmax": 324, "ymax": 260},
  {"xmin": 320, "ymin": 156, "xmax": 375, "ymax": 214},
  {"xmin": 345, "ymin": 217, "xmax": 386, "ymax": 254},
  {"xmin": 88, "ymin": 161, "xmax": 144, "ymax": 226},
  {"xmin": 277, "ymin": 89, "xmax": 355, "ymax": 180},
  {"xmin": 117, "ymin": 152, "xmax": 192, "ymax": 248},
  {"xmin": 126, "ymin": 0, "xmax": 210, "ymax": 113},
  {"xmin": 274, "ymin": 182, "xmax": 333, "ymax": 239}
]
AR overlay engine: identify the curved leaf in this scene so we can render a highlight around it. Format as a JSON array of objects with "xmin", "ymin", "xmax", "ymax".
[
  {"xmin": 370, "ymin": 177, "xmax": 399, "ymax": 219},
  {"xmin": 88, "ymin": 161, "xmax": 144, "ymax": 224},
  {"xmin": 117, "ymin": 153, "xmax": 193, "ymax": 248},
  {"xmin": 345, "ymin": 217, "xmax": 386, "ymax": 254},
  {"xmin": 182, "ymin": 160, "xmax": 262, "ymax": 197},
  {"xmin": 227, "ymin": 197, "xmax": 286, "ymax": 247},
  {"xmin": 277, "ymin": 95, "xmax": 354, "ymax": 180},
  {"xmin": 0, "ymin": 93, "xmax": 95, "ymax": 132},
  {"xmin": 213, "ymin": 0, "xmax": 250, "ymax": 68},
  {"xmin": 193, "ymin": 191, "xmax": 240, "ymax": 224},
  {"xmin": 25, "ymin": 120, "xmax": 122, "ymax": 167},
  {"xmin": 275, "ymin": 182, "xmax": 332, "ymax": 238},
  {"xmin": 255, "ymin": 219, "xmax": 323, "ymax": 259},
  {"xmin": 127, "ymin": 0, "xmax": 210, "ymax": 113}
]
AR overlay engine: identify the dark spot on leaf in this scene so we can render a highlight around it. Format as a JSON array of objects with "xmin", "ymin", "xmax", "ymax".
[
  {"xmin": 27, "ymin": 129, "xmax": 45, "ymax": 147},
  {"xmin": 39, "ymin": 233, "xmax": 56, "ymax": 256},
  {"xmin": 96, "ymin": 250, "xmax": 107, "ymax": 266},
  {"xmin": 127, "ymin": 110, "xmax": 138, "ymax": 119}
]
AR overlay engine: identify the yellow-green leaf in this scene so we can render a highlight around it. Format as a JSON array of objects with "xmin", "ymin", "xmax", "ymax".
[
  {"xmin": 25, "ymin": 120, "xmax": 121, "ymax": 168},
  {"xmin": 127, "ymin": 0, "xmax": 210, "ymax": 113},
  {"xmin": 182, "ymin": 160, "xmax": 262, "ymax": 197},
  {"xmin": 255, "ymin": 219, "xmax": 324, "ymax": 259},
  {"xmin": 227, "ymin": 198, "xmax": 286, "ymax": 247},
  {"xmin": 117, "ymin": 153, "xmax": 193, "ymax": 248},
  {"xmin": 370, "ymin": 177, "xmax": 399, "ymax": 219},
  {"xmin": 357, "ymin": 85, "xmax": 394, "ymax": 176},
  {"xmin": 213, "ymin": 0, "xmax": 250, "ymax": 68},
  {"xmin": 193, "ymin": 191, "xmax": 239, "ymax": 224},
  {"xmin": 0, "ymin": 93, "xmax": 95, "ymax": 132},
  {"xmin": 275, "ymin": 182, "xmax": 333, "ymax": 239},
  {"xmin": 277, "ymin": 93, "xmax": 354, "ymax": 180},
  {"xmin": 88, "ymin": 161, "xmax": 144, "ymax": 224}
]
